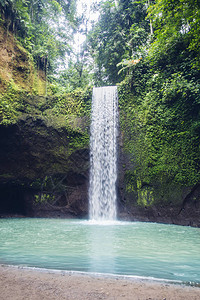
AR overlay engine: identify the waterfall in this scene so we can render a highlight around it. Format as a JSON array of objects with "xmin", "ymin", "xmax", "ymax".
[{"xmin": 89, "ymin": 86, "xmax": 118, "ymax": 221}]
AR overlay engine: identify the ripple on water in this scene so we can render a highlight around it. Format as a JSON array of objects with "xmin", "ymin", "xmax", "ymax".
[{"xmin": 0, "ymin": 218, "xmax": 199, "ymax": 284}]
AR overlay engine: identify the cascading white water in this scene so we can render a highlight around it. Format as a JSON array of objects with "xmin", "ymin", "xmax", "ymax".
[{"xmin": 89, "ymin": 86, "xmax": 118, "ymax": 221}]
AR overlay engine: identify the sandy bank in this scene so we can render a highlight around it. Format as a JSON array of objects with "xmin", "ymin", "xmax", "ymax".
[{"xmin": 0, "ymin": 265, "xmax": 199, "ymax": 300}]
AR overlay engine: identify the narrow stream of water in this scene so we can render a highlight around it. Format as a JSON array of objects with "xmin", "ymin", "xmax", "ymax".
[
  {"xmin": 89, "ymin": 86, "xmax": 118, "ymax": 220},
  {"xmin": 0, "ymin": 218, "xmax": 199, "ymax": 284}
]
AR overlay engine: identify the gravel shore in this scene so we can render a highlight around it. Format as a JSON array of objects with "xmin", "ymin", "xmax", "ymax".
[{"xmin": 0, "ymin": 265, "xmax": 199, "ymax": 300}]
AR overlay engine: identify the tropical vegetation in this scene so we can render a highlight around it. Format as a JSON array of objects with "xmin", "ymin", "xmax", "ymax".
[{"xmin": 0, "ymin": 0, "xmax": 200, "ymax": 207}]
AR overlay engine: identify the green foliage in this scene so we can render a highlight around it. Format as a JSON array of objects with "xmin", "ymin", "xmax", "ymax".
[
  {"xmin": 67, "ymin": 128, "xmax": 89, "ymax": 152},
  {"xmin": 34, "ymin": 193, "xmax": 55, "ymax": 204},
  {"xmin": 0, "ymin": 0, "xmax": 77, "ymax": 73},
  {"xmin": 119, "ymin": 66, "xmax": 200, "ymax": 191},
  {"xmin": 1, "ymin": 0, "xmax": 200, "ymax": 210},
  {"xmin": 148, "ymin": 0, "xmax": 200, "ymax": 70},
  {"xmin": 0, "ymin": 80, "xmax": 24, "ymax": 125},
  {"xmin": 0, "ymin": 80, "xmax": 91, "ymax": 135},
  {"xmin": 41, "ymin": 88, "xmax": 91, "ymax": 134},
  {"xmin": 115, "ymin": 0, "xmax": 200, "ymax": 208},
  {"xmin": 88, "ymin": 0, "xmax": 149, "ymax": 85},
  {"xmin": 49, "ymin": 57, "xmax": 93, "ymax": 93}
]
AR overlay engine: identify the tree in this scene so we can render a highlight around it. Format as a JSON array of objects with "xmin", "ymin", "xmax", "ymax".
[
  {"xmin": 148, "ymin": 0, "xmax": 200, "ymax": 70},
  {"xmin": 88, "ymin": 0, "xmax": 149, "ymax": 85},
  {"xmin": 0, "ymin": 0, "xmax": 78, "ymax": 74}
]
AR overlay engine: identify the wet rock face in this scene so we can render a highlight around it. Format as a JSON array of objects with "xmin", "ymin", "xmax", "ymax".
[
  {"xmin": 0, "ymin": 109, "xmax": 199, "ymax": 226},
  {"xmin": 0, "ymin": 115, "xmax": 90, "ymax": 218},
  {"xmin": 118, "ymin": 200, "xmax": 200, "ymax": 227},
  {"xmin": 0, "ymin": 117, "xmax": 75, "ymax": 181},
  {"xmin": 25, "ymin": 171, "xmax": 89, "ymax": 218},
  {"xmin": 117, "ymin": 147, "xmax": 200, "ymax": 228}
]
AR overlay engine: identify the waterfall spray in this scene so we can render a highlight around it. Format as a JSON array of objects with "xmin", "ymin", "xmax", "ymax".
[{"xmin": 89, "ymin": 86, "xmax": 118, "ymax": 221}]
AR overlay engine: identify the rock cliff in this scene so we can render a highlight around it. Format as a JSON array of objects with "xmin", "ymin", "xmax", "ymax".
[
  {"xmin": 0, "ymin": 99, "xmax": 90, "ymax": 217},
  {"xmin": 0, "ymin": 25, "xmax": 199, "ymax": 227}
]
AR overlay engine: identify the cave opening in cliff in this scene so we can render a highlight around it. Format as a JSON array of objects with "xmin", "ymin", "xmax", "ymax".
[{"xmin": 0, "ymin": 185, "xmax": 26, "ymax": 216}]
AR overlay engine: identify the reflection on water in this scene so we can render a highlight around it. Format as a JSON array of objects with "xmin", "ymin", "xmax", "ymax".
[
  {"xmin": 89, "ymin": 223, "xmax": 117, "ymax": 274},
  {"xmin": 0, "ymin": 218, "xmax": 200, "ymax": 284}
]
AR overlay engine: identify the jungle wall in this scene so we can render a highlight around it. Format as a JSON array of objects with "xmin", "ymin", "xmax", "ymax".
[{"xmin": 0, "ymin": 24, "xmax": 199, "ymax": 227}]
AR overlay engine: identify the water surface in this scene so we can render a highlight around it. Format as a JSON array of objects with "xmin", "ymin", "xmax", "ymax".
[{"xmin": 0, "ymin": 218, "xmax": 199, "ymax": 284}]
